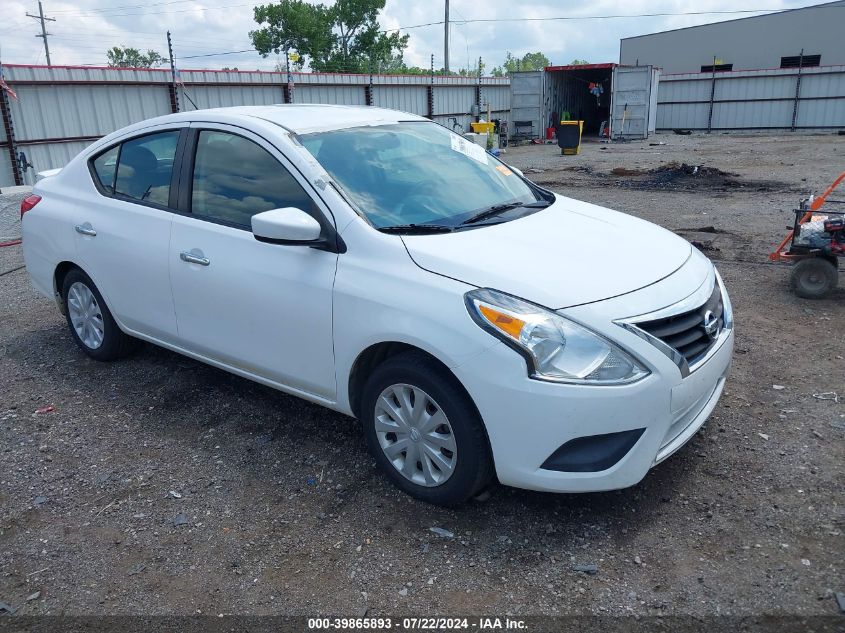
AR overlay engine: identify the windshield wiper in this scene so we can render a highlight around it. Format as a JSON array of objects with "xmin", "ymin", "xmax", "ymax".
[
  {"xmin": 460, "ymin": 200, "xmax": 551, "ymax": 226},
  {"xmin": 377, "ymin": 223, "xmax": 455, "ymax": 234}
]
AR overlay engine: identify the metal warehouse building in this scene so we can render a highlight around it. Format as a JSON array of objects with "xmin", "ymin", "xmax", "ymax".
[
  {"xmin": 619, "ymin": 1, "xmax": 845, "ymax": 132},
  {"xmin": 620, "ymin": 1, "xmax": 845, "ymax": 74}
]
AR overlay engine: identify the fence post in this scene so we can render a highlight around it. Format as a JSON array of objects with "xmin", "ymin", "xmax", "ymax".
[
  {"xmin": 166, "ymin": 85, "xmax": 179, "ymax": 114},
  {"xmin": 475, "ymin": 56, "xmax": 482, "ymax": 122},
  {"xmin": 790, "ymin": 49, "xmax": 804, "ymax": 132},
  {"xmin": 365, "ymin": 59, "xmax": 374, "ymax": 106},
  {"xmin": 427, "ymin": 53, "xmax": 434, "ymax": 119},
  {"xmin": 0, "ymin": 82, "xmax": 23, "ymax": 186},
  {"xmin": 706, "ymin": 55, "xmax": 717, "ymax": 133},
  {"xmin": 167, "ymin": 31, "xmax": 180, "ymax": 113}
]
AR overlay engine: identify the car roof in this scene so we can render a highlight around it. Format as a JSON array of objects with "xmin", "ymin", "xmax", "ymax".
[{"xmin": 147, "ymin": 104, "xmax": 428, "ymax": 135}]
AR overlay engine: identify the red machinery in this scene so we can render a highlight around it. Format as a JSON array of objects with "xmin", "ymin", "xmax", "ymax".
[{"xmin": 770, "ymin": 171, "xmax": 844, "ymax": 299}]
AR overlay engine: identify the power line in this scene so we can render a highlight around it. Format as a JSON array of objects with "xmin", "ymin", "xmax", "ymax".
[
  {"xmin": 179, "ymin": 48, "xmax": 257, "ymax": 59},
  {"xmin": 42, "ymin": 2, "xmax": 255, "ymax": 19},
  {"xmin": 47, "ymin": 0, "xmax": 197, "ymax": 14},
  {"xmin": 387, "ymin": 7, "xmax": 841, "ymax": 31}
]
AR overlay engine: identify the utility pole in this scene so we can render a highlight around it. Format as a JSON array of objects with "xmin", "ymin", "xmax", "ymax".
[
  {"xmin": 27, "ymin": 1, "xmax": 55, "ymax": 67},
  {"xmin": 443, "ymin": 0, "xmax": 450, "ymax": 73}
]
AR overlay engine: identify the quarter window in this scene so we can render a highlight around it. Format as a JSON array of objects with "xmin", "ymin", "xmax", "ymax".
[
  {"xmin": 92, "ymin": 145, "xmax": 119, "ymax": 194},
  {"xmin": 190, "ymin": 130, "xmax": 313, "ymax": 227},
  {"xmin": 114, "ymin": 131, "xmax": 179, "ymax": 206}
]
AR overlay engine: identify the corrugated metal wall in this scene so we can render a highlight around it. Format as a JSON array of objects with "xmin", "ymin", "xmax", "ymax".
[
  {"xmin": 656, "ymin": 65, "xmax": 845, "ymax": 130},
  {"xmin": 373, "ymin": 85, "xmax": 427, "ymax": 115},
  {"xmin": 0, "ymin": 64, "xmax": 510, "ymax": 188},
  {"xmin": 11, "ymin": 85, "xmax": 172, "ymax": 139}
]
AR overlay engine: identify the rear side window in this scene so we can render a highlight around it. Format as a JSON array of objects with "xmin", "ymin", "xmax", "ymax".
[
  {"xmin": 114, "ymin": 131, "xmax": 179, "ymax": 205},
  {"xmin": 190, "ymin": 130, "xmax": 313, "ymax": 227},
  {"xmin": 92, "ymin": 146, "xmax": 119, "ymax": 194}
]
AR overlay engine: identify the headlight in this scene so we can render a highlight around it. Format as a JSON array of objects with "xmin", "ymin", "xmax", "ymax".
[{"xmin": 465, "ymin": 288, "xmax": 649, "ymax": 385}]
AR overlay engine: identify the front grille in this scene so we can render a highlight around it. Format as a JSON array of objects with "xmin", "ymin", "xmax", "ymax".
[{"xmin": 636, "ymin": 283, "xmax": 723, "ymax": 364}]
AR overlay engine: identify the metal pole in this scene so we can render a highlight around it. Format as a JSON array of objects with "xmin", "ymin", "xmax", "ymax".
[
  {"xmin": 444, "ymin": 0, "xmax": 450, "ymax": 73},
  {"xmin": 167, "ymin": 31, "xmax": 180, "ymax": 113},
  {"xmin": 791, "ymin": 48, "xmax": 804, "ymax": 132},
  {"xmin": 426, "ymin": 54, "xmax": 434, "ymax": 119},
  {"xmin": 0, "ymin": 61, "xmax": 23, "ymax": 186},
  {"xmin": 366, "ymin": 56, "xmax": 374, "ymax": 106},
  {"xmin": 706, "ymin": 55, "xmax": 717, "ymax": 133},
  {"xmin": 475, "ymin": 56, "xmax": 482, "ymax": 123},
  {"xmin": 27, "ymin": 1, "xmax": 55, "ymax": 67}
]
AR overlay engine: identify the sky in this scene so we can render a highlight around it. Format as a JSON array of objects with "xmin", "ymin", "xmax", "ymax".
[{"xmin": 0, "ymin": 0, "xmax": 830, "ymax": 72}]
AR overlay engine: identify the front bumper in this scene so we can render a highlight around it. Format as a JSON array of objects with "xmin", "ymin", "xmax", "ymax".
[{"xmin": 452, "ymin": 267, "xmax": 734, "ymax": 494}]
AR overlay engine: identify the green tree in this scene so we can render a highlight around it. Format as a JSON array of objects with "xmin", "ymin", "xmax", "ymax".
[
  {"xmin": 491, "ymin": 51, "xmax": 550, "ymax": 75},
  {"xmin": 569, "ymin": 58, "xmax": 590, "ymax": 65},
  {"xmin": 251, "ymin": 0, "xmax": 408, "ymax": 73},
  {"xmin": 520, "ymin": 51, "xmax": 550, "ymax": 71},
  {"xmin": 106, "ymin": 46, "xmax": 166, "ymax": 68}
]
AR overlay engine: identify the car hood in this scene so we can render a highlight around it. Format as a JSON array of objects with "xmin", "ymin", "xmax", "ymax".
[{"xmin": 402, "ymin": 195, "xmax": 693, "ymax": 309}]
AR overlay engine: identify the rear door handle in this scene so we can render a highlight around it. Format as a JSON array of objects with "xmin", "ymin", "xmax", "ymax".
[
  {"xmin": 180, "ymin": 251, "xmax": 210, "ymax": 266},
  {"xmin": 74, "ymin": 223, "xmax": 97, "ymax": 237}
]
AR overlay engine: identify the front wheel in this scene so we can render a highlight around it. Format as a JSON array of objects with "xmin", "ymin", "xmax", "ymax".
[
  {"xmin": 62, "ymin": 268, "xmax": 138, "ymax": 360},
  {"xmin": 360, "ymin": 351, "xmax": 493, "ymax": 506},
  {"xmin": 790, "ymin": 257, "xmax": 838, "ymax": 299}
]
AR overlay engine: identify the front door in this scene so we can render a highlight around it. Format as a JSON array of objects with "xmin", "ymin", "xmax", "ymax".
[{"xmin": 168, "ymin": 125, "xmax": 337, "ymax": 400}]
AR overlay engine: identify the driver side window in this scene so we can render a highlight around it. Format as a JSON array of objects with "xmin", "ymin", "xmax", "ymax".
[{"xmin": 190, "ymin": 131, "xmax": 313, "ymax": 228}]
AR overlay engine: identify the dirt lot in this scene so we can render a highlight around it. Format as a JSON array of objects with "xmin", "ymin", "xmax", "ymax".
[{"xmin": 0, "ymin": 132, "xmax": 843, "ymax": 619}]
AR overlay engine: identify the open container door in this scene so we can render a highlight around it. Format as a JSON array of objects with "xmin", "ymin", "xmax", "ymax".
[{"xmin": 611, "ymin": 65, "xmax": 655, "ymax": 139}]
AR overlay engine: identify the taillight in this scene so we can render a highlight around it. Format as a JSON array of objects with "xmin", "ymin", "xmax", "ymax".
[{"xmin": 20, "ymin": 194, "xmax": 42, "ymax": 218}]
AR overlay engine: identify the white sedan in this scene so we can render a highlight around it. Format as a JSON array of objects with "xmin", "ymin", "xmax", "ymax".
[{"xmin": 21, "ymin": 105, "xmax": 733, "ymax": 505}]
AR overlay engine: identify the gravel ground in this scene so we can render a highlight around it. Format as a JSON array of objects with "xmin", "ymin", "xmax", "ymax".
[{"xmin": 0, "ymin": 132, "xmax": 843, "ymax": 618}]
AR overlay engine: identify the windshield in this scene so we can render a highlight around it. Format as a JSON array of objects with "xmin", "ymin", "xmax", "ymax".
[{"xmin": 299, "ymin": 121, "xmax": 543, "ymax": 228}]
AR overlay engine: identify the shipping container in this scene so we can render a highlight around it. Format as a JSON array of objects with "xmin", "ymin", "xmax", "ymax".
[{"xmin": 510, "ymin": 64, "xmax": 660, "ymax": 141}]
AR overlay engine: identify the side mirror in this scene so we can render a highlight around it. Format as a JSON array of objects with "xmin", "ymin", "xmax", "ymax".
[{"xmin": 252, "ymin": 207, "xmax": 322, "ymax": 245}]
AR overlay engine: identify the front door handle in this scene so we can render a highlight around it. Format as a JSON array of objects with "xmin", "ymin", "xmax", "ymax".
[
  {"xmin": 180, "ymin": 251, "xmax": 210, "ymax": 266},
  {"xmin": 74, "ymin": 223, "xmax": 97, "ymax": 237}
]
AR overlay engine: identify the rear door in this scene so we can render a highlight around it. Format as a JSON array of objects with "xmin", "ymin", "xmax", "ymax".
[
  {"xmin": 611, "ymin": 65, "xmax": 655, "ymax": 139},
  {"xmin": 77, "ymin": 126, "xmax": 185, "ymax": 342},
  {"xmin": 167, "ymin": 123, "xmax": 338, "ymax": 400}
]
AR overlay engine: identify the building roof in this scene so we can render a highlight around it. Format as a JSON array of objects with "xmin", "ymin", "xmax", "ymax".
[{"xmin": 621, "ymin": 1, "xmax": 845, "ymax": 41}]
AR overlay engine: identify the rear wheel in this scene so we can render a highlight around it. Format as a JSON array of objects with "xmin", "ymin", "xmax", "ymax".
[
  {"xmin": 62, "ymin": 268, "xmax": 138, "ymax": 360},
  {"xmin": 790, "ymin": 257, "xmax": 838, "ymax": 299},
  {"xmin": 360, "ymin": 351, "xmax": 493, "ymax": 506}
]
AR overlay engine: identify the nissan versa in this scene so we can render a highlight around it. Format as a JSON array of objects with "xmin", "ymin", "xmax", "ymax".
[{"xmin": 21, "ymin": 105, "xmax": 733, "ymax": 505}]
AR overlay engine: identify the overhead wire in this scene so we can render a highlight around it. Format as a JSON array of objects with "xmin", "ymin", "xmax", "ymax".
[
  {"xmin": 4, "ymin": 5, "xmax": 841, "ymax": 69},
  {"xmin": 386, "ymin": 7, "xmax": 843, "ymax": 31}
]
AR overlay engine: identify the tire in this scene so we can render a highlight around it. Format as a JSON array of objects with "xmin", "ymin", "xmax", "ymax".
[
  {"xmin": 360, "ymin": 351, "xmax": 493, "ymax": 506},
  {"xmin": 61, "ymin": 268, "xmax": 138, "ymax": 361},
  {"xmin": 790, "ymin": 257, "xmax": 838, "ymax": 300}
]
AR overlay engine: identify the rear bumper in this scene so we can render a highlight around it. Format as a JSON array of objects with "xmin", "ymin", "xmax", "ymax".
[{"xmin": 453, "ymin": 317, "xmax": 733, "ymax": 494}]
